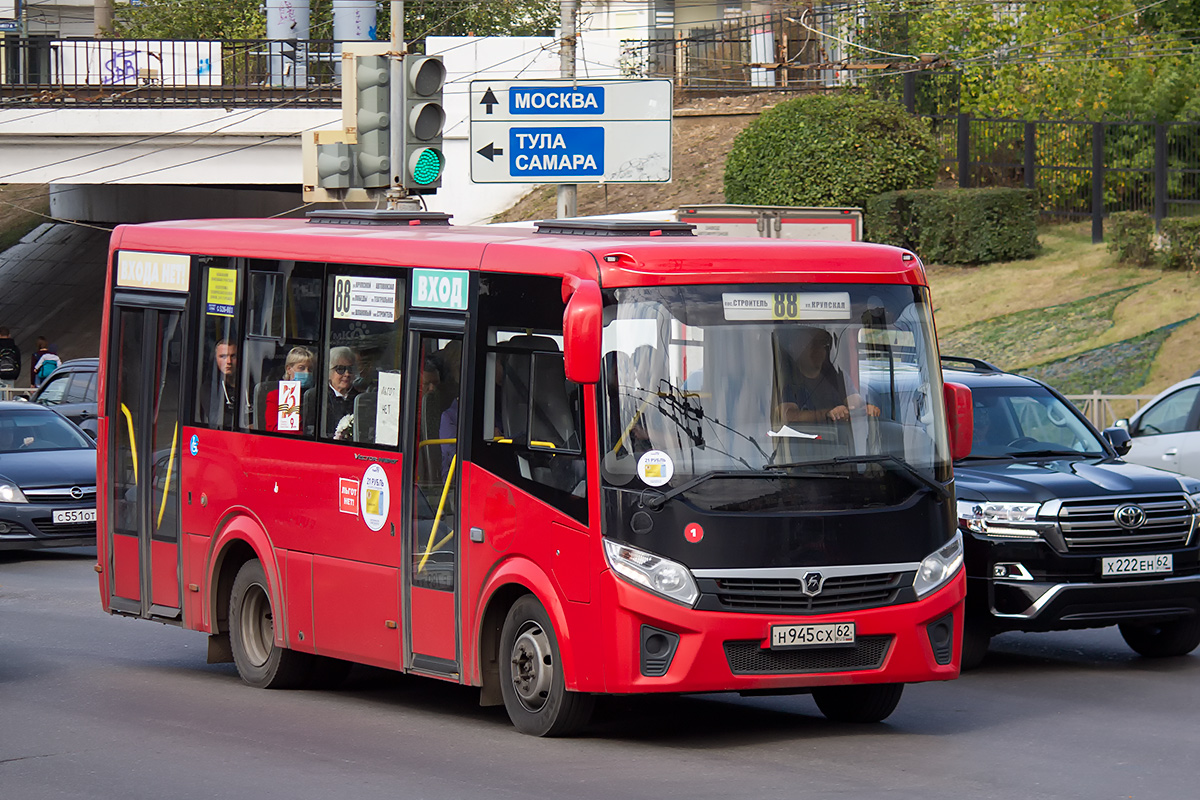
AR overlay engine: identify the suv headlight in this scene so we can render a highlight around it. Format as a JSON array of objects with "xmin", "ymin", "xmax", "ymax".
[
  {"xmin": 603, "ymin": 538, "xmax": 699, "ymax": 607},
  {"xmin": 914, "ymin": 531, "xmax": 964, "ymax": 598},
  {"xmin": 0, "ymin": 482, "xmax": 28, "ymax": 503},
  {"xmin": 957, "ymin": 499, "xmax": 1042, "ymax": 539}
]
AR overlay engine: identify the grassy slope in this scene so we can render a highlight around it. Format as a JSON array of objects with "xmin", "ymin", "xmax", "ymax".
[{"xmin": 930, "ymin": 222, "xmax": 1200, "ymax": 396}]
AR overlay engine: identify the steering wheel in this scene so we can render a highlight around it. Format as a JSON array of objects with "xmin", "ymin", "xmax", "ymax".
[
  {"xmin": 1006, "ymin": 436, "xmax": 1039, "ymax": 449},
  {"xmin": 1046, "ymin": 404, "xmax": 1069, "ymax": 426}
]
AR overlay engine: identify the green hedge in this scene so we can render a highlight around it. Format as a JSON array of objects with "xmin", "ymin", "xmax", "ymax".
[
  {"xmin": 1158, "ymin": 218, "xmax": 1200, "ymax": 271},
  {"xmin": 1107, "ymin": 211, "xmax": 1157, "ymax": 268},
  {"xmin": 865, "ymin": 188, "xmax": 1040, "ymax": 265},
  {"xmin": 724, "ymin": 94, "xmax": 938, "ymax": 209}
]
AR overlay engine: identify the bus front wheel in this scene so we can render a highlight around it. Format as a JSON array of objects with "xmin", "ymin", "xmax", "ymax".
[
  {"xmin": 229, "ymin": 559, "xmax": 312, "ymax": 689},
  {"xmin": 812, "ymin": 683, "xmax": 904, "ymax": 723},
  {"xmin": 499, "ymin": 595, "xmax": 594, "ymax": 736}
]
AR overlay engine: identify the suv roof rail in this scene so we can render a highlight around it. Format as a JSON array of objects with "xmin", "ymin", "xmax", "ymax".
[{"xmin": 941, "ymin": 355, "xmax": 1004, "ymax": 373}]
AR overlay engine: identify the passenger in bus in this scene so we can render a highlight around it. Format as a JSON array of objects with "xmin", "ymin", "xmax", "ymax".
[
  {"xmin": 264, "ymin": 346, "xmax": 314, "ymax": 433},
  {"xmin": 417, "ymin": 356, "xmax": 444, "ymax": 482},
  {"xmin": 776, "ymin": 328, "xmax": 879, "ymax": 425},
  {"xmin": 324, "ymin": 346, "xmax": 360, "ymax": 439},
  {"xmin": 199, "ymin": 338, "xmax": 243, "ymax": 430}
]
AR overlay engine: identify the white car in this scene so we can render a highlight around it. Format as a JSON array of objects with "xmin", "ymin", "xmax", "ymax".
[{"xmin": 1120, "ymin": 376, "xmax": 1200, "ymax": 478}]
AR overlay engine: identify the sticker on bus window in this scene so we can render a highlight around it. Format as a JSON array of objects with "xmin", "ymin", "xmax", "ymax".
[
  {"xmin": 205, "ymin": 268, "xmax": 237, "ymax": 316},
  {"xmin": 375, "ymin": 371, "xmax": 401, "ymax": 447},
  {"xmin": 360, "ymin": 464, "xmax": 390, "ymax": 531},
  {"xmin": 637, "ymin": 450, "xmax": 674, "ymax": 487},
  {"xmin": 721, "ymin": 292, "xmax": 851, "ymax": 321},
  {"xmin": 339, "ymin": 478, "xmax": 359, "ymax": 515},
  {"xmin": 332, "ymin": 276, "xmax": 397, "ymax": 322},
  {"xmin": 276, "ymin": 380, "xmax": 301, "ymax": 432}
]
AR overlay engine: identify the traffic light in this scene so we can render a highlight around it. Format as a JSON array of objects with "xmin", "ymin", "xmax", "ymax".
[
  {"xmin": 315, "ymin": 142, "xmax": 352, "ymax": 189},
  {"xmin": 400, "ymin": 54, "xmax": 446, "ymax": 191},
  {"xmin": 355, "ymin": 55, "xmax": 391, "ymax": 188}
]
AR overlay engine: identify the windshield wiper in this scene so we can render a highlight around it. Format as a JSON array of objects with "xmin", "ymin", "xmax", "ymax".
[
  {"xmin": 641, "ymin": 469, "xmax": 823, "ymax": 510},
  {"xmin": 767, "ymin": 454, "xmax": 950, "ymax": 500},
  {"xmin": 1007, "ymin": 448, "xmax": 1082, "ymax": 458}
]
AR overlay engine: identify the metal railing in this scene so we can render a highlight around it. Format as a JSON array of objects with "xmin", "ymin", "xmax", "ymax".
[
  {"xmin": 1, "ymin": 37, "xmax": 345, "ymax": 106},
  {"xmin": 0, "ymin": 386, "xmax": 34, "ymax": 401}
]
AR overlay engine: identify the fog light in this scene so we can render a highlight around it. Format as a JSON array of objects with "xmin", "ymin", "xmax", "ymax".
[
  {"xmin": 0, "ymin": 522, "xmax": 10, "ymax": 533},
  {"xmin": 926, "ymin": 613, "xmax": 955, "ymax": 666},
  {"xmin": 640, "ymin": 625, "xmax": 680, "ymax": 677},
  {"xmin": 993, "ymin": 562, "xmax": 1033, "ymax": 581}
]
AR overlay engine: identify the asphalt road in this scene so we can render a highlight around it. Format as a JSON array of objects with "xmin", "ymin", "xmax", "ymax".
[{"xmin": 3, "ymin": 548, "xmax": 1198, "ymax": 800}]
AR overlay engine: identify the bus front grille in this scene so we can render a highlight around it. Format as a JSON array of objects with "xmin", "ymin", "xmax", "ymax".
[
  {"xmin": 699, "ymin": 572, "xmax": 914, "ymax": 615},
  {"xmin": 723, "ymin": 636, "xmax": 893, "ymax": 675}
]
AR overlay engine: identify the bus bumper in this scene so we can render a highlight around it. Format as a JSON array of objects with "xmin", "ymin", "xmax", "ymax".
[{"xmin": 597, "ymin": 568, "xmax": 965, "ymax": 694}]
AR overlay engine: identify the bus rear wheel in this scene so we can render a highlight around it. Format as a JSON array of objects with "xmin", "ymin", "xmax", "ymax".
[
  {"xmin": 812, "ymin": 683, "xmax": 904, "ymax": 723},
  {"xmin": 229, "ymin": 559, "xmax": 312, "ymax": 689},
  {"xmin": 499, "ymin": 595, "xmax": 594, "ymax": 736}
]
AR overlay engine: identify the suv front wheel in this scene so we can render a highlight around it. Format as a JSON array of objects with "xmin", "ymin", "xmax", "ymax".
[{"xmin": 1118, "ymin": 616, "xmax": 1200, "ymax": 658}]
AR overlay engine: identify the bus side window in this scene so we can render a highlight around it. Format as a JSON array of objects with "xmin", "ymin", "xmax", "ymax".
[
  {"xmin": 241, "ymin": 264, "xmax": 323, "ymax": 435},
  {"xmin": 194, "ymin": 258, "xmax": 242, "ymax": 431},
  {"xmin": 318, "ymin": 268, "xmax": 405, "ymax": 446}
]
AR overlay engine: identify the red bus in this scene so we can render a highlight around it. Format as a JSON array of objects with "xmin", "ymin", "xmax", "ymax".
[{"xmin": 96, "ymin": 212, "xmax": 972, "ymax": 736}]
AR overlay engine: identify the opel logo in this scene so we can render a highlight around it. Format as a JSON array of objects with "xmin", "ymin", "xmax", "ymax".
[
  {"xmin": 801, "ymin": 571, "xmax": 825, "ymax": 597},
  {"xmin": 70, "ymin": 486, "xmax": 84, "ymax": 499},
  {"xmin": 1114, "ymin": 504, "xmax": 1147, "ymax": 529}
]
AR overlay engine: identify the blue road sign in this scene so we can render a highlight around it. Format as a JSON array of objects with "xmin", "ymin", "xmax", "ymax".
[
  {"xmin": 509, "ymin": 127, "xmax": 604, "ymax": 178},
  {"xmin": 510, "ymin": 86, "xmax": 605, "ymax": 115}
]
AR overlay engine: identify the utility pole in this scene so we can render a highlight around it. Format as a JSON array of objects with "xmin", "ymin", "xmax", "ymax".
[{"xmin": 556, "ymin": 0, "xmax": 578, "ymax": 219}]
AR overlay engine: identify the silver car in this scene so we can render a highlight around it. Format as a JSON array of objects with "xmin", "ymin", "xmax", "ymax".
[{"xmin": 1120, "ymin": 376, "xmax": 1200, "ymax": 479}]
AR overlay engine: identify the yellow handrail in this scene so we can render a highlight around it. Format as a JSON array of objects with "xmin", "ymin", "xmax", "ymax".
[
  {"xmin": 612, "ymin": 395, "xmax": 653, "ymax": 455},
  {"xmin": 119, "ymin": 403, "xmax": 138, "ymax": 482},
  {"xmin": 156, "ymin": 422, "xmax": 179, "ymax": 528},
  {"xmin": 418, "ymin": 454, "xmax": 456, "ymax": 573}
]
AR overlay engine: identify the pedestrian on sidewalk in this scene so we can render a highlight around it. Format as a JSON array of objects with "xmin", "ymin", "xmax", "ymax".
[
  {"xmin": 31, "ymin": 337, "xmax": 60, "ymax": 389},
  {"xmin": 0, "ymin": 327, "xmax": 20, "ymax": 397}
]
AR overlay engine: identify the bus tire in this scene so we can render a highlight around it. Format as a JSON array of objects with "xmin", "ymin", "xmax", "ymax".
[
  {"xmin": 499, "ymin": 595, "xmax": 594, "ymax": 737},
  {"xmin": 1119, "ymin": 616, "xmax": 1200, "ymax": 658},
  {"xmin": 812, "ymin": 683, "xmax": 904, "ymax": 723},
  {"xmin": 229, "ymin": 559, "xmax": 312, "ymax": 689}
]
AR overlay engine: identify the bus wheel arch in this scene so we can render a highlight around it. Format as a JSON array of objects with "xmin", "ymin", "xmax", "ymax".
[
  {"xmin": 497, "ymin": 594, "xmax": 594, "ymax": 736},
  {"xmin": 477, "ymin": 583, "xmax": 531, "ymax": 707}
]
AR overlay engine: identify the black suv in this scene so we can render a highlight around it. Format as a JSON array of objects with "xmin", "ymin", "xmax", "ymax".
[
  {"xmin": 29, "ymin": 358, "xmax": 98, "ymax": 437},
  {"xmin": 943, "ymin": 357, "xmax": 1200, "ymax": 667}
]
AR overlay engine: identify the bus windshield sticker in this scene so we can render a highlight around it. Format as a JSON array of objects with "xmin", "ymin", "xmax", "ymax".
[
  {"xmin": 637, "ymin": 450, "xmax": 674, "ymax": 487},
  {"xmin": 333, "ymin": 276, "xmax": 397, "ymax": 322},
  {"xmin": 276, "ymin": 380, "xmax": 302, "ymax": 432},
  {"xmin": 858, "ymin": 328, "xmax": 917, "ymax": 347},
  {"xmin": 339, "ymin": 478, "xmax": 359, "ymax": 515},
  {"xmin": 205, "ymin": 268, "xmax": 237, "ymax": 316},
  {"xmin": 375, "ymin": 371, "xmax": 402, "ymax": 447},
  {"xmin": 767, "ymin": 425, "xmax": 821, "ymax": 439},
  {"xmin": 360, "ymin": 464, "xmax": 390, "ymax": 531},
  {"xmin": 721, "ymin": 292, "xmax": 851, "ymax": 321},
  {"xmin": 412, "ymin": 268, "xmax": 469, "ymax": 311},
  {"xmin": 117, "ymin": 251, "xmax": 190, "ymax": 292}
]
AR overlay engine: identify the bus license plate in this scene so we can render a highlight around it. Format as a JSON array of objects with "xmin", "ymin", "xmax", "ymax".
[
  {"xmin": 1101, "ymin": 554, "xmax": 1172, "ymax": 577},
  {"xmin": 770, "ymin": 622, "xmax": 855, "ymax": 650},
  {"xmin": 53, "ymin": 508, "xmax": 96, "ymax": 524}
]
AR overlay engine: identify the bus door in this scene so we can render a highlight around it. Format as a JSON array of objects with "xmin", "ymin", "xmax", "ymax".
[
  {"xmin": 107, "ymin": 298, "xmax": 186, "ymax": 621},
  {"xmin": 403, "ymin": 322, "xmax": 467, "ymax": 677}
]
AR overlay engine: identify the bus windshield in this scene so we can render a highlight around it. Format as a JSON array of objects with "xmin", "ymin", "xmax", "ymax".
[{"xmin": 600, "ymin": 283, "xmax": 950, "ymax": 493}]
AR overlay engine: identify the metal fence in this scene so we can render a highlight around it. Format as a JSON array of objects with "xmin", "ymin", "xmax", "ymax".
[
  {"xmin": 922, "ymin": 113, "xmax": 1200, "ymax": 242},
  {"xmin": 1, "ymin": 37, "xmax": 343, "ymax": 106}
]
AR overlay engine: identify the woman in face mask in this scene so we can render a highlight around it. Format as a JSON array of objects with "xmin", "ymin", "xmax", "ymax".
[{"xmin": 264, "ymin": 346, "xmax": 315, "ymax": 433}]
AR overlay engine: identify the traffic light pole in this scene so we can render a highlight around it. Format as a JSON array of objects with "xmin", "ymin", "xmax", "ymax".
[
  {"xmin": 556, "ymin": 0, "xmax": 578, "ymax": 219},
  {"xmin": 386, "ymin": 0, "xmax": 419, "ymax": 210}
]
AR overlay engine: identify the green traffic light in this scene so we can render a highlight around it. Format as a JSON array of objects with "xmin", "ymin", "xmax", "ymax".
[{"xmin": 411, "ymin": 148, "xmax": 444, "ymax": 185}]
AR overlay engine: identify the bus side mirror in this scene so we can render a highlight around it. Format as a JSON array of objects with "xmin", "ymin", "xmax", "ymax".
[
  {"xmin": 943, "ymin": 382, "xmax": 973, "ymax": 461},
  {"xmin": 562, "ymin": 277, "xmax": 601, "ymax": 384}
]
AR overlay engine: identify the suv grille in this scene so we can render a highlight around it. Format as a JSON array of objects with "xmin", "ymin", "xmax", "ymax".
[
  {"xmin": 724, "ymin": 636, "xmax": 893, "ymax": 675},
  {"xmin": 1056, "ymin": 495, "xmax": 1194, "ymax": 552},
  {"xmin": 702, "ymin": 572, "xmax": 914, "ymax": 615}
]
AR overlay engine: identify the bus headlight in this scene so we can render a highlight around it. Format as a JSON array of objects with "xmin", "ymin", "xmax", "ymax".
[
  {"xmin": 0, "ymin": 482, "xmax": 27, "ymax": 503},
  {"xmin": 957, "ymin": 499, "xmax": 1042, "ymax": 539},
  {"xmin": 603, "ymin": 538, "xmax": 699, "ymax": 607},
  {"xmin": 914, "ymin": 531, "xmax": 964, "ymax": 598}
]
